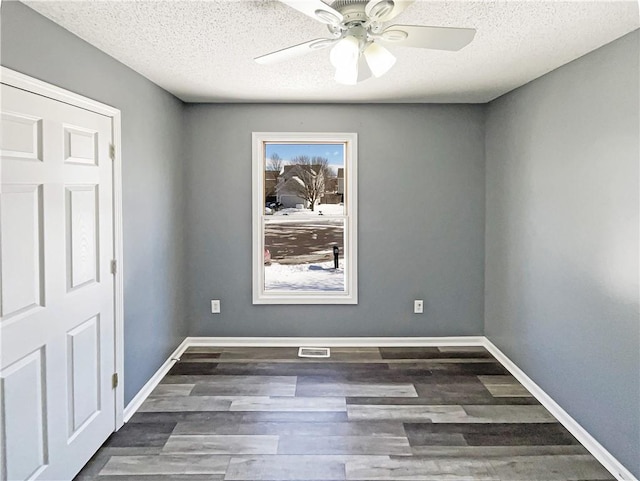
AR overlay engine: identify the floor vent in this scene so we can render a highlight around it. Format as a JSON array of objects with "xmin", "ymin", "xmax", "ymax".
[{"xmin": 298, "ymin": 347, "xmax": 330, "ymax": 358}]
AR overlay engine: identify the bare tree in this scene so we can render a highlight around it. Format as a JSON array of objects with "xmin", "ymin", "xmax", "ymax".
[
  {"xmin": 267, "ymin": 153, "xmax": 283, "ymax": 174},
  {"xmin": 286, "ymin": 155, "xmax": 332, "ymax": 211},
  {"xmin": 265, "ymin": 153, "xmax": 283, "ymax": 201}
]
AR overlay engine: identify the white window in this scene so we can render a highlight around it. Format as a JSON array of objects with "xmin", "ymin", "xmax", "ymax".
[{"xmin": 252, "ymin": 132, "xmax": 358, "ymax": 304}]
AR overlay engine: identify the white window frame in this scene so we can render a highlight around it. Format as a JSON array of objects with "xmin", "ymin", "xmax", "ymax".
[{"xmin": 252, "ymin": 132, "xmax": 358, "ymax": 304}]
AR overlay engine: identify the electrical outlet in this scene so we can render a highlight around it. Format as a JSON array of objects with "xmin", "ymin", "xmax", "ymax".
[
  {"xmin": 414, "ymin": 300, "xmax": 424, "ymax": 314},
  {"xmin": 211, "ymin": 300, "xmax": 220, "ymax": 314}
]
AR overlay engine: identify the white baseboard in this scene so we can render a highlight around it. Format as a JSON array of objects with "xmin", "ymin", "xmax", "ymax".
[
  {"xmin": 122, "ymin": 337, "xmax": 190, "ymax": 422},
  {"xmin": 185, "ymin": 336, "xmax": 486, "ymax": 347},
  {"xmin": 482, "ymin": 338, "xmax": 637, "ymax": 481},
  {"xmin": 120, "ymin": 335, "xmax": 636, "ymax": 481}
]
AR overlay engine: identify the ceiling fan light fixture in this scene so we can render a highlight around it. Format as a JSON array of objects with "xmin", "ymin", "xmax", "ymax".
[
  {"xmin": 329, "ymin": 35, "xmax": 360, "ymax": 68},
  {"xmin": 363, "ymin": 42, "xmax": 396, "ymax": 77},
  {"xmin": 334, "ymin": 63, "xmax": 359, "ymax": 85}
]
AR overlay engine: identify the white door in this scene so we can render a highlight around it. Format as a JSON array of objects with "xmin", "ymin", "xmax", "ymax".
[{"xmin": 1, "ymin": 84, "xmax": 116, "ymax": 480}]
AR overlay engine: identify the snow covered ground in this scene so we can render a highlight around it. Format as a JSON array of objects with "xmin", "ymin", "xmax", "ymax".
[
  {"xmin": 271, "ymin": 203, "xmax": 345, "ymax": 217},
  {"xmin": 265, "ymin": 260, "xmax": 345, "ymax": 292}
]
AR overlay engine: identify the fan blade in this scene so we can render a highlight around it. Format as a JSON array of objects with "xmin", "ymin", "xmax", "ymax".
[
  {"xmin": 279, "ymin": 0, "xmax": 343, "ymax": 25},
  {"xmin": 255, "ymin": 38, "xmax": 337, "ymax": 65},
  {"xmin": 366, "ymin": 0, "xmax": 414, "ymax": 22},
  {"xmin": 380, "ymin": 25, "xmax": 476, "ymax": 51}
]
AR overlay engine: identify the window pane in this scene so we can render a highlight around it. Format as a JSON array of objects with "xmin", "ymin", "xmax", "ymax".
[
  {"xmin": 264, "ymin": 218, "xmax": 345, "ymax": 292},
  {"xmin": 264, "ymin": 143, "xmax": 345, "ymax": 216}
]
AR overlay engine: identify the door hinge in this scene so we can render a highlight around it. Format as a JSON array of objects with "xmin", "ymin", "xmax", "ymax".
[
  {"xmin": 110, "ymin": 259, "xmax": 117, "ymax": 275},
  {"xmin": 109, "ymin": 143, "xmax": 115, "ymax": 160},
  {"xmin": 112, "ymin": 372, "xmax": 119, "ymax": 389}
]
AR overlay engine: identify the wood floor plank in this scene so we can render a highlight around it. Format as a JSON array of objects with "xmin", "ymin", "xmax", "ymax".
[
  {"xmin": 224, "ymin": 455, "xmax": 347, "ymax": 480},
  {"xmin": 183, "ymin": 346, "xmax": 224, "ymax": 353},
  {"xmin": 103, "ymin": 422, "xmax": 175, "ymax": 448},
  {"xmin": 167, "ymin": 362, "xmax": 219, "ymax": 375},
  {"xmin": 229, "ymin": 396, "xmax": 347, "ymax": 412},
  {"xmin": 128, "ymin": 411, "xmax": 349, "ymax": 424},
  {"xmin": 219, "ymin": 347, "xmax": 301, "ymax": 360},
  {"xmin": 137, "ymin": 396, "xmax": 233, "ymax": 412},
  {"xmin": 408, "ymin": 445, "xmax": 590, "ymax": 457},
  {"xmin": 347, "ymin": 404, "xmax": 468, "ymax": 422},
  {"xmin": 487, "ymin": 454, "xmax": 616, "ymax": 480},
  {"xmin": 437, "ymin": 346, "xmax": 489, "ymax": 353},
  {"xmin": 161, "ymin": 375, "xmax": 224, "ymax": 384},
  {"xmin": 194, "ymin": 375, "xmax": 298, "ymax": 384},
  {"xmin": 173, "ymin": 420, "xmax": 406, "ymax": 436},
  {"xmin": 277, "ymin": 435, "xmax": 412, "ymax": 455},
  {"xmin": 344, "ymin": 455, "xmax": 498, "ymax": 480},
  {"xmin": 99, "ymin": 455, "xmax": 230, "ymax": 475},
  {"xmin": 322, "ymin": 347, "xmax": 383, "ymax": 361},
  {"xmin": 149, "ymin": 384, "xmax": 195, "ymax": 397},
  {"xmin": 404, "ymin": 422, "xmax": 580, "ymax": 446},
  {"xmin": 347, "ymin": 403, "xmax": 556, "ymax": 423},
  {"xmin": 346, "ymin": 394, "xmax": 540, "ymax": 406},
  {"xmin": 162, "ymin": 434, "xmax": 279, "ymax": 454},
  {"xmin": 190, "ymin": 376, "xmax": 297, "ymax": 397},
  {"xmin": 296, "ymin": 381, "xmax": 418, "ymax": 398},
  {"xmin": 96, "ymin": 476, "xmax": 224, "ymax": 481},
  {"xmin": 380, "ymin": 347, "xmax": 494, "ymax": 360},
  {"xmin": 461, "ymin": 405, "xmax": 557, "ymax": 423}
]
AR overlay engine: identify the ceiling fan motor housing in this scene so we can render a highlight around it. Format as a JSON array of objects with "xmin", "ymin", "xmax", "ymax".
[
  {"xmin": 328, "ymin": 0, "xmax": 383, "ymax": 37},
  {"xmin": 332, "ymin": 0, "xmax": 369, "ymax": 20}
]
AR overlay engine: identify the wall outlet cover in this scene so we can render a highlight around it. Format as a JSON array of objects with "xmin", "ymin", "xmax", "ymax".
[{"xmin": 211, "ymin": 300, "xmax": 221, "ymax": 313}]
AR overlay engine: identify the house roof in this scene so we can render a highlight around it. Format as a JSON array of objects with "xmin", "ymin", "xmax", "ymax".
[
  {"xmin": 265, "ymin": 171, "xmax": 280, "ymax": 181},
  {"xmin": 283, "ymin": 164, "xmax": 323, "ymax": 176}
]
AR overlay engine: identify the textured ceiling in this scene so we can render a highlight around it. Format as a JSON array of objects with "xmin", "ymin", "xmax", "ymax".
[{"xmin": 22, "ymin": 0, "xmax": 639, "ymax": 103}]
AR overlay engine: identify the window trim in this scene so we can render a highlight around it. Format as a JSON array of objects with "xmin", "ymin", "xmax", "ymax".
[{"xmin": 252, "ymin": 132, "xmax": 358, "ymax": 304}]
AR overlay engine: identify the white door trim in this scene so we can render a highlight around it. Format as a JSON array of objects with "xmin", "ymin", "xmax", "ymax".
[{"xmin": 1, "ymin": 66, "xmax": 125, "ymax": 429}]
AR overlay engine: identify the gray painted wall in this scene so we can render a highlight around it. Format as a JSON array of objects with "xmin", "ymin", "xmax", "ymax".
[
  {"xmin": 485, "ymin": 30, "xmax": 639, "ymax": 477},
  {"xmin": 184, "ymin": 104, "xmax": 486, "ymax": 337},
  {"xmin": 1, "ymin": 1, "xmax": 188, "ymax": 404}
]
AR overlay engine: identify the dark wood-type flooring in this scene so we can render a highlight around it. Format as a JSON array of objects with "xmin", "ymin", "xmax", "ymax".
[{"xmin": 74, "ymin": 346, "xmax": 615, "ymax": 480}]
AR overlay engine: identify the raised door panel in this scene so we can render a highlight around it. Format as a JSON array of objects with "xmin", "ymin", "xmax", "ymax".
[
  {"xmin": 0, "ymin": 112, "xmax": 42, "ymax": 161},
  {"xmin": 64, "ymin": 125, "xmax": 98, "ymax": 166},
  {"xmin": 0, "ymin": 184, "xmax": 44, "ymax": 321},
  {"xmin": 0, "ymin": 348, "xmax": 47, "ymax": 481},
  {"xmin": 67, "ymin": 316, "xmax": 101, "ymax": 440},
  {"xmin": 66, "ymin": 185, "xmax": 99, "ymax": 290}
]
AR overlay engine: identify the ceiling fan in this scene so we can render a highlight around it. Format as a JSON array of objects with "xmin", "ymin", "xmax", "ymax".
[{"xmin": 255, "ymin": 0, "xmax": 476, "ymax": 85}]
